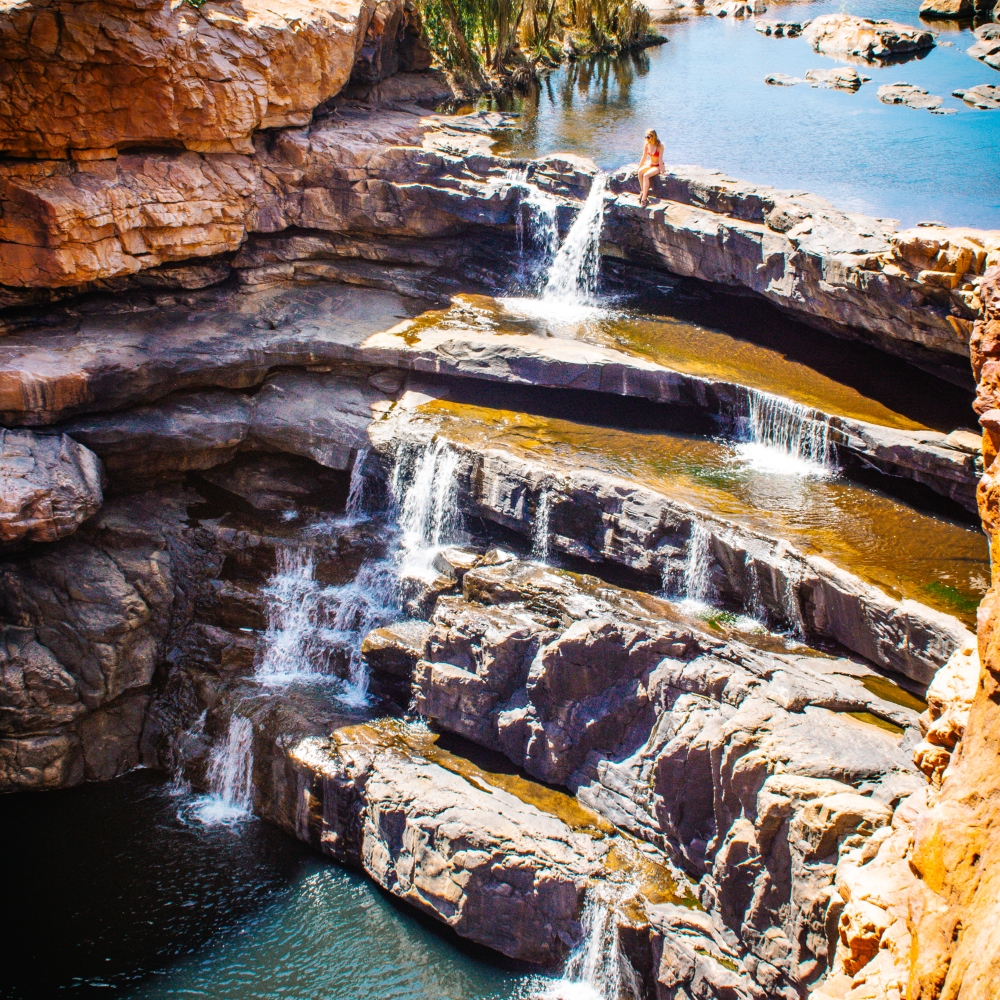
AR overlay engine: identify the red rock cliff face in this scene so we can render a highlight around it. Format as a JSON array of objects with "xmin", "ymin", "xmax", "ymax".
[{"xmin": 903, "ymin": 265, "xmax": 1000, "ymax": 999}]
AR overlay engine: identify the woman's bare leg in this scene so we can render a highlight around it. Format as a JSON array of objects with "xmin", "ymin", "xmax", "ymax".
[{"xmin": 639, "ymin": 166, "xmax": 656, "ymax": 205}]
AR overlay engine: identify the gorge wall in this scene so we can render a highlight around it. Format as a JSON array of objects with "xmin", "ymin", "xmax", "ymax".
[{"xmin": 2, "ymin": 2, "xmax": 1000, "ymax": 999}]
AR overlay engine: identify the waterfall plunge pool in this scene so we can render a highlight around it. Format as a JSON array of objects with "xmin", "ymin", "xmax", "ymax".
[{"xmin": 0, "ymin": 770, "xmax": 549, "ymax": 1000}]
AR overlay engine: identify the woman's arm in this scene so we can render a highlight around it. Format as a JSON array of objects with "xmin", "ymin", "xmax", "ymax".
[{"xmin": 638, "ymin": 147, "xmax": 649, "ymax": 169}]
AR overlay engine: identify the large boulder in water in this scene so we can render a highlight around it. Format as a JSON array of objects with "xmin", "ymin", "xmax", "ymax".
[{"xmin": 803, "ymin": 14, "xmax": 936, "ymax": 61}]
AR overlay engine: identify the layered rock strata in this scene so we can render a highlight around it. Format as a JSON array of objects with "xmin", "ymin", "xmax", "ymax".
[
  {"xmin": 371, "ymin": 398, "xmax": 975, "ymax": 685},
  {"xmin": 365, "ymin": 302, "xmax": 982, "ymax": 512},
  {"xmin": 0, "ymin": 0, "xmax": 430, "ymax": 158},
  {"xmin": 2, "ymin": 101, "xmax": 997, "ymax": 388},
  {"xmin": 362, "ymin": 551, "xmax": 923, "ymax": 996},
  {"xmin": 804, "ymin": 269, "xmax": 1000, "ymax": 1000}
]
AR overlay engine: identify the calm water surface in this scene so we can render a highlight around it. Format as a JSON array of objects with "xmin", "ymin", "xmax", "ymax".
[
  {"xmin": 489, "ymin": 0, "xmax": 1000, "ymax": 227},
  {"xmin": 0, "ymin": 772, "xmax": 544, "ymax": 999}
]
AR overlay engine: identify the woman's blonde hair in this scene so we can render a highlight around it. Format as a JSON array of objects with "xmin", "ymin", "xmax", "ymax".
[{"xmin": 645, "ymin": 129, "xmax": 659, "ymax": 144}]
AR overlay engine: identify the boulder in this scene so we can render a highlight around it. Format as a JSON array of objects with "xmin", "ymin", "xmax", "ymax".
[
  {"xmin": 0, "ymin": 429, "xmax": 103, "ymax": 545},
  {"xmin": 803, "ymin": 14, "xmax": 936, "ymax": 61},
  {"xmin": 805, "ymin": 67, "xmax": 867, "ymax": 91},
  {"xmin": 877, "ymin": 82, "xmax": 955, "ymax": 114},
  {"xmin": 953, "ymin": 84, "xmax": 1000, "ymax": 110},
  {"xmin": 0, "ymin": 0, "xmax": 417, "ymax": 158},
  {"xmin": 919, "ymin": 0, "xmax": 973, "ymax": 17},
  {"xmin": 968, "ymin": 24, "xmax": 1000, "ymax": 71}
]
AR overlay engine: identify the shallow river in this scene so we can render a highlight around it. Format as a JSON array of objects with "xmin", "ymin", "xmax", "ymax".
[{"xmin": 487, "ymin": 0, "xmax": 1000, "ymax": 227}]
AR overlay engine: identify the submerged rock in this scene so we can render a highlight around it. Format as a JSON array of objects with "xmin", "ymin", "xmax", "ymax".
[
  {"xmin": 803, "ymin": 14, "xmax": 936, "ymax": 62},
  {"xmin": 806, "ymin": 66, "xmax": 868, "ymax": 90},
  {"xmin": 765, "ymin": 73, "xmax": 806, "ymax": 86},
  {"xmin": 877, "ymin": 82, "xmax": 956, "ymax": 114},
  {"xmin": 755, "ymin": 19, "xmax": 808, "ymax": 36}
]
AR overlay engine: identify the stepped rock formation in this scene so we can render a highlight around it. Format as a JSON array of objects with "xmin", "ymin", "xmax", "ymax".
[{"xmin": 1, "ymin": 3, "xmax": 999, "ymax": 997}]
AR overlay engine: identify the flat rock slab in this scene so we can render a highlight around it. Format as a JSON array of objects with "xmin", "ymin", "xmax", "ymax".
[
  {"xmin": 0, "ymin": 284, "xmax": 417, "ymax": 425},
  {"xmin": 362, "ymin": 317, "xmax": 980, "ymax": 511},
  {"xmin": 0, "ymin": 429, "xmax": 102, "ymax": 545},
  {"xmin": 278, "ymin": 720, "xmax": 610, "ymax": 964},
  {"xmin": 953, "ymin": 85, "xmax": 1000, "ymax": 110},
  {"xmin": 878, "ymin": 83, "xmax": 956, "ymax": 114}
]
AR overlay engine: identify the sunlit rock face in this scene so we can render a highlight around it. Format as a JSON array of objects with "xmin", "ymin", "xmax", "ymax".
[
  {"xmin": 811, "ymin": 269, "xmax": 1000, "ymax": 1000},
  {"xmin": 0, "ymin": 0, "xmax": 427, "ymax": 158}
]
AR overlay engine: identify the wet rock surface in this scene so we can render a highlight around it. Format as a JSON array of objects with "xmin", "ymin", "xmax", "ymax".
[{"xmin": 372, "ymin": 401, "xmax": 975, "ymax": 685}]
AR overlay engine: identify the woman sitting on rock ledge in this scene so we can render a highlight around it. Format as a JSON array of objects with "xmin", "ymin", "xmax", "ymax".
[{"xmin": 638, "ymin": 128, "xmax": 665, "ymax": 206}]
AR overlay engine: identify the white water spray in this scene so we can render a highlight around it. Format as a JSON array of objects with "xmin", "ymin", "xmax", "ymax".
[
  {"xmin": 188, "ymin": 714, "xmax": 255, "ymax": 827},
  {"xmin": 345, "ymin": 447, "xmax": 370, "ymax": 518},
  {"xmin": 532, "ymin": 488, "xmax": 552, "ymax": 561},
  {"xmin": 542, "ymin": 888, "xmax": 639, "ymax": 1000},
  {"xmin": 542, "ymin": 173, "xmax": 609, "ymax": 306},
  {"xmin": 681, "ymin": 521, "xmax": 716, "ymax": 605},
  {"xmin": 391, "ymin": 439, "xmax": 466, "ymax": 578},
  {"xmin": 736, "ymin": 390, "xmax": 836, "ymax": 477},
  {"xmin": 255, "ymin": 518, "xmax": 399, "ymax": 706}
]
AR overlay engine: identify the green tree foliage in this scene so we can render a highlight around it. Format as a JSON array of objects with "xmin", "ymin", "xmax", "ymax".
[{"xmin": 418, "ymin": 0, "xmax": 655, "ymax": 88}]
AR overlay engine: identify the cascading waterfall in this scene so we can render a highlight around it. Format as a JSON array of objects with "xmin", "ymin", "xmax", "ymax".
[
  {"xmin": 532, "ymin": 487, "xmax": 552, "ymax": 561},
  {"xmin": 543, "ymin": 888, "xmax": 639, "ymax": 1000},
  {"xmin": 542, "ymin": 173, "xmax": 609, "ymax": 305},
  {"xmin": 782, "ymin": 575, "xmax": 807, "ymax": 640},
  {"xmin": 391, "ymin": 438, "xmax": 466, "ymax": 577},
  {"xmin": 735, "ymin": 389, "xmax": 836, "ymax": 476},
  {"xmin": 255, "ymin": 534, "xmax": 399, "ymax": 705},
  {"xmin": 743, "ymin": 554, "xmax": 768, "ymax": 622},
  {"xmin": 187, "ymin": 714, "xmax": 255, "ymax": 826},
  {"xmin": 681, "ymin": 521, "xmax": 716, "ymax": 605},
  {"xmin": 255, "ymin": 451, "xmax": 399, "ymax": 703}
]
